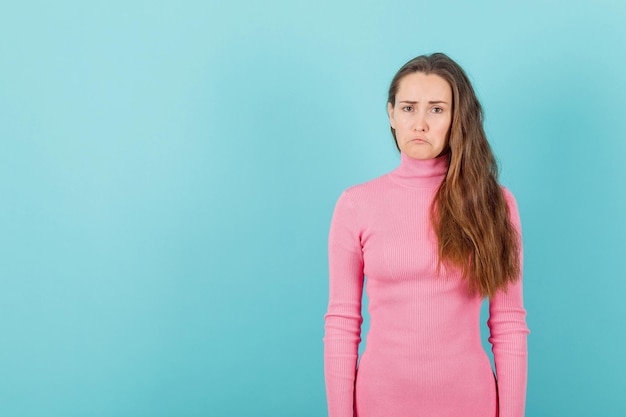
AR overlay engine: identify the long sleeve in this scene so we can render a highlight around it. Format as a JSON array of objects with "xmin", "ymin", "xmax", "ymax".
[
  {"xmin": 323, "ymin": 190, "xmax": 364, "ymax": 417},
  {"xmin": 488, "ymin": 188, "xmax": 530, "ymax": 417}
]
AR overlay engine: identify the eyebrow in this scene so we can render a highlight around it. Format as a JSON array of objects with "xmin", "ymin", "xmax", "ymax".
[{"xmin": 399, "ymin": 100, "xmax": 449, "ymax": 105}]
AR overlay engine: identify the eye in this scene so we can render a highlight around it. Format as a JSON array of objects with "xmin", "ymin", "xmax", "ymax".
[
  {"xmin": 431, "ymin": 106, "xmax": 444, "ymax": 114},
  {"xmin": 402, "ymin": 106, "xmax": 413, "ymax": 112}
]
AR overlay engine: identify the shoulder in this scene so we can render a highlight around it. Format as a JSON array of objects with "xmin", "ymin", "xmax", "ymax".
[
  {"xmin": 500, "ymin": 185, "xmax": 517, "ymax": 204},
  {"xmin": 338, "ymin": 173, "xmax": 391, "ymax": 202},
  {"xmin": 331, "ymin": 174, "xmax": 392, "ymax": 221},
  {"xmin": 499, "ymin": 186, "xmax": 519, "ymax": 210},
  {"xmin": 500, "ymin": 185, "xmax": 522, "ymax": 228}
]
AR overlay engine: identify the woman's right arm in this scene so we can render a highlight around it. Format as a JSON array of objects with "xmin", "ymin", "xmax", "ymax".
[{"xmin": 323, "ymin": 190, "xmax": 364, "ymax": 417}]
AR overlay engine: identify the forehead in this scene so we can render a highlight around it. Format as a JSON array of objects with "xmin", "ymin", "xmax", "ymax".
[{"xmin": 396, "ymin": 72, "xmax": 452, "ymax": 101}]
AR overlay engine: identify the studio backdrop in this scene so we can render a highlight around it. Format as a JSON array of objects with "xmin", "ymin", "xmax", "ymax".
[{"xmin": 1, "ymin": 0, "xmax": 625, "ymax": 416}]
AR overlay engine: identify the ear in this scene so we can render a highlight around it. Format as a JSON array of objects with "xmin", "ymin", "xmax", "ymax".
[{"xmin": 387, "ymin": 102, "xmax": 396, "ymax": 129}]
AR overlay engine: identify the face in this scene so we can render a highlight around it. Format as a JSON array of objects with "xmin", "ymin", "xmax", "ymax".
[{"xmin": 388, "ymin": 72, "xmax": 453, "ymax": 160}]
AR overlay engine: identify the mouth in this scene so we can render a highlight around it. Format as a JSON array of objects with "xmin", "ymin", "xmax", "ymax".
[{"xmin": 410, "ymin": 138, "xmax": 428, "ymax": 144}]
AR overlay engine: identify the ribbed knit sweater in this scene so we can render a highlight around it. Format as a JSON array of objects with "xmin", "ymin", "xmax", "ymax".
[{"xmin": 324, "ymin": 153, "xmax": 529, "ymax": 417}]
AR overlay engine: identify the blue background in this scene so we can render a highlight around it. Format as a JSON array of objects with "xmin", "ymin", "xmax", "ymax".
[{"xmin": 1, "ymin": 1, "xmax": 625, "ymax": 416}]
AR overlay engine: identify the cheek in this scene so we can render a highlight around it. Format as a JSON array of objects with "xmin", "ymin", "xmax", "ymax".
[
  {"xmin": 391, "ymin": 117, "xmax": 404, "ymax": 133},
  {"xmin": 439, "ymin": 118, "xmax": 452, "ymax": 137},
  {"xmin": 398, "ymin": 115, "xmax": 413, "ymax": 130},
  {"xmin": 433, "ymin": 121, "xmax": 451, "ymax": 147}
]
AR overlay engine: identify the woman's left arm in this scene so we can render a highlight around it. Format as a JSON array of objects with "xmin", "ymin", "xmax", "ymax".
[{"xmin": 488, "ymin": 188, "xmax": 530, "ymax": 417}]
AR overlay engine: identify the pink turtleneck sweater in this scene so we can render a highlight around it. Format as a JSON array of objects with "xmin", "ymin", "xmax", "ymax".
[{"xmin": 324, "ymin": 153, "xmax": 529, "ymax": 417}]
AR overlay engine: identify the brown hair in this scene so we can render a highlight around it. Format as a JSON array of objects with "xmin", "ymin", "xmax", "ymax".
[{"xmin": 388, "ymin": 53, "xmax": 520, "ymax": 298}]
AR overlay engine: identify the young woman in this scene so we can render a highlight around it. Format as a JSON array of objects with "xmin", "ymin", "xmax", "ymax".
[{"xmin": 324, "ymin": 53, "xmax": 529, "ymax": 417}]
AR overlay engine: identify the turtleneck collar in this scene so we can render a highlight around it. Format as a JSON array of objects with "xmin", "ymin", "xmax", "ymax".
[{"xmin": 388, "ymin": 152, "xmax": 449, "ymax": 188}]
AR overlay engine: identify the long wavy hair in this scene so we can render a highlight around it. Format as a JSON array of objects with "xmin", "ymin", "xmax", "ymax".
[{"xmin": 387, "ymin": 53, "xmax": 520, "ymax": 298}]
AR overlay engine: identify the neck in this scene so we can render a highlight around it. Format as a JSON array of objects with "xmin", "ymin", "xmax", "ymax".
[{"xmin": 388, "ymin": 152, "xmax": 449, "ymax": 188}]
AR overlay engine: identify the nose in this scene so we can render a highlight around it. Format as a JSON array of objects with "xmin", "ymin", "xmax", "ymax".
[{"xmin": 413, "ymin": 111, "xmax": 428, "ymax": 132}]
